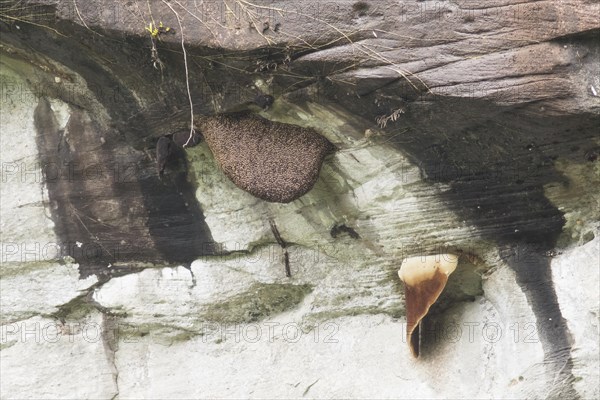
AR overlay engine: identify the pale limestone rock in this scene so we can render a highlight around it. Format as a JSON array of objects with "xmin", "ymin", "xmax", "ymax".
[
  {"xmin": 113, "ymin": 301, "xmax": 545, "ymax": 399},
  {"xmin": 552, "ymin": 236, "xmax": 600, "ymax": 399},
  {"xmin": 0, "ymin": 68, "xmax": 97, "ymax": 324},
  {"xmin": 1, "ymin": 261, "xmax": 97, "ymax": 323},
  {"xmin": 1, "ymin": 314, "xmax": 117, "ymax": 399},
  {"xmin": 0, "ymin": 66, "xmax": 56, "ymax": 259},
  {"xmin": 92, "ymin": 243, "xmax": 403, "ymax": 332}
]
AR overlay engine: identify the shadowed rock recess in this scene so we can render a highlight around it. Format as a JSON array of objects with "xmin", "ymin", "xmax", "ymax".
[{"xmin": 1, "ymin": 0, "xmax": 599, "ymax": 399}]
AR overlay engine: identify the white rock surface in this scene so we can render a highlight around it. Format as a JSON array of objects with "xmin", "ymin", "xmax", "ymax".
[
  {"xmin": 0, "ymin": 65, "xmax": 56, "ymax": 261},
  {"xmin": 89, "ymin": 243, "xmax": 555, "ymax": 398},
  {"xmin": 552, "ymin": 236, "xmax": 600, "ymax": 399},
  {"xmin": 92, "ymin": 242, "xmax": 402, "ymax": 332},
  {"xmin": 1, "ymin": 261, "xmax": 97, "ymax": 323},
  {"xmin": 113, "ymin": 302, "xmax": 544, "ymax": 399},
  {"xmin": 1, "ymin": 314, "xmax": 117, "ymax": 399}
]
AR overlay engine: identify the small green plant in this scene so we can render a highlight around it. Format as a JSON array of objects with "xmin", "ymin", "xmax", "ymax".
[
  {"xmin": 145, "ymin": 21, "xmax": 173, "ymax": 71},
  {"xmin": 145, "ymin": 21, "xmax": 172, "ymax": 38}
]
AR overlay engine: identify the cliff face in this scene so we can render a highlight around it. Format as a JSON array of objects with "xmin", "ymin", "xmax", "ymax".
[{"xmin": 1, "ymin": 1, "xmax": 599, "ymax": 398}]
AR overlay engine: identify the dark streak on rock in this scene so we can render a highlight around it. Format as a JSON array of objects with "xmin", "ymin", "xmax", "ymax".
[
  {"xmin": 34, "ymin": 98, "xmax": 217, "ymax": 279},
  {"xmin": 156, "ymin": 136, "xmax": 172, "ymax": 175},
  {"xmin": 330, "ymin": 224, "xmax": 360, "ymax": 239},
  {"xmin": 141, "ymin": 141, "xmax": 217, "ymax": 266},
  {"xmin": 384, "ymin": 99, "xmax": 597, "ymax": 396},
  {"xmin": 2, "ymin": 15, "xmax": 222, "ymax": 280},
  {"xmin": 320, "ymin": 68, "xmax": 598, "ymax": 392},
  {"xmin": 283, "ymin": 251, "xmax": 291, "ymax": 278},
  {"xmin": 501, "ymin": 244, "xmax": 576, "ymax": 396},
  {"xmin": 269, "ymin": 219, "xmax": 291, "ymax": 278}
]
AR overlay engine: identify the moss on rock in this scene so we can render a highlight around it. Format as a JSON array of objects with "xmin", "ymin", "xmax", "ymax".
[{"xmin": 203, "ymin": 283, "xmax": 312, "ymax": 324}]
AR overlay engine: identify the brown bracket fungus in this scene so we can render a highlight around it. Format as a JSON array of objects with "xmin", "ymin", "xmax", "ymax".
[
  {"xmin": 398, "ymin": 254, "xmax": 459, "ymax": 357},
  {"xmin": 195, "ymin": 112, "xmax": 334, "ymax": 203}
]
